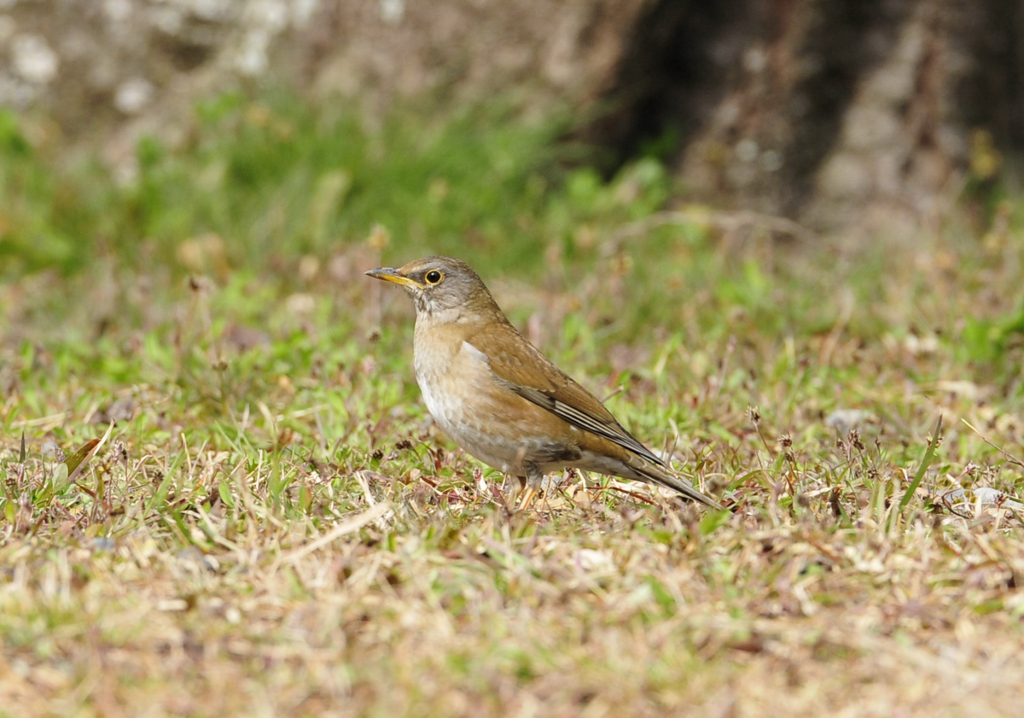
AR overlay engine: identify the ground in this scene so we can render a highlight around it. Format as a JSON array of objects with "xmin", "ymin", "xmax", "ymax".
[{"xmin": 1, "ymin": 97, "xmax": 1023, "ymax": 717}]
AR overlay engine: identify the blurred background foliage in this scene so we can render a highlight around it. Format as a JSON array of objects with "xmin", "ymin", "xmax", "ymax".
[
  {"xmin": 1, "ymin": 95, "xmax": 675, "ymax": 280},
  {"xmin": 2, "ymin": 86, "xmax": 1024, "ymax": 387}
]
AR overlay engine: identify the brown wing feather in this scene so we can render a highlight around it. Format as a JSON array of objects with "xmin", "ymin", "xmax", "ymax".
[{"xmin": 466, "ymin": 319, "xmax": 666, "ymax": 466}]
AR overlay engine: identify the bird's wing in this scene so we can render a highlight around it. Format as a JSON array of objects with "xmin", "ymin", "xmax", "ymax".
[{"xmin": 467, "ymin": 320, "xmax": 666, "ymax": 466}]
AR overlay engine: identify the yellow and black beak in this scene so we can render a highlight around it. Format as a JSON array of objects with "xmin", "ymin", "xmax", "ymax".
[{"xmin": 365, "ymin": 267, "xmax": 422, "ymax": 290}]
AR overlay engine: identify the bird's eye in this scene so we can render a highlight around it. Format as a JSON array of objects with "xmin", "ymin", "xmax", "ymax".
[{"xmin": 424, "ymin": 270, "xmax": 443, "ymax": 285}]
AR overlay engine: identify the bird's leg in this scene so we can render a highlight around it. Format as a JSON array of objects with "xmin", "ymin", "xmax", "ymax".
[
  {"xmin": 505, "ymin": 475, "xmax": 526, "ymax": 510},
  {"xmin": 517, "ymin": 465, "xmax": 544, "ymax": 511}
]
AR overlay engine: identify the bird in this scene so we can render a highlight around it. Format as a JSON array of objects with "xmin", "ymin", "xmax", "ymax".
[{"xmin": 366, "ymin": 256, "xmax": 723, "ymax": 511}]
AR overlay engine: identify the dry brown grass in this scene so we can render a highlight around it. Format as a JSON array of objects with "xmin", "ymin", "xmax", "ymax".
[{"xmin": 3, "ymin": 235, "xmax": 1024, "ymax": 717}]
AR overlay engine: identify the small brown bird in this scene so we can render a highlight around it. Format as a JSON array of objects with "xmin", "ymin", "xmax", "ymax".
[{"xmin": 367, "ymin": 256, "xmax": 722, "ymax": 510}]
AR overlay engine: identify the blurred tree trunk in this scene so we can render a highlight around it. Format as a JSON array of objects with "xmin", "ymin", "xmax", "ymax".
[
  {"xmin": 583, "ymin": 0, "xmax": 1024, "ymax": 235},
  {"xmin": 4, "ymin": 0, "xmax": 1021, "ymax": 235}
]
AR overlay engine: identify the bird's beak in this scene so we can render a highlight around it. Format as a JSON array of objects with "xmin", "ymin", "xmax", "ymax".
[{"xmin": 365, "ymin": 267, "xmax": 422, "ymax": 290}]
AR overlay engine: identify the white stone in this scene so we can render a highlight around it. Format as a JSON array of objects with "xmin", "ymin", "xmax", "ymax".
[
  {"xmin": 380, "ymin": 0, "xmax": 405, "ymax": 23},
  {"xmin": 235, "ymin": 31, "xmax": 269, "ymax": 75},
  {"xmin": 114, "ymin": 77, "xmax": 155, "ymax": 114},
  {"xmin": 12, "ymin": 34, "xmax": 58, "ymax": 84}
]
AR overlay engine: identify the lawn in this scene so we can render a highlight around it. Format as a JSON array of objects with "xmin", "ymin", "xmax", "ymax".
[{"xmin": 1, "ymin": 96, "xmax": 1023, "ymax": 717}]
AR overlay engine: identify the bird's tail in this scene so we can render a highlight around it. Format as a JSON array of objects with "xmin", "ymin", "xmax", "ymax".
[{"xmin": 631, "ymin": 459, "xmax": 725, "ymax": 510}]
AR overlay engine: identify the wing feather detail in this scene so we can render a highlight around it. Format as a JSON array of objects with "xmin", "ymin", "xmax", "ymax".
[
  {"xmin": 466, "ymin": 322, "xmax": 666, "ymax": 467},
  {"xmin": 512, "ymin": 387, "xmax": 663, "ymax": 465}
]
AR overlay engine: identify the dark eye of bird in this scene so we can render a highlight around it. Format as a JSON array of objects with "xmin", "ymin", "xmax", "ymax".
[{"xmin": 425, "ymin": 270, "xmax": 443, "ymax": 285}]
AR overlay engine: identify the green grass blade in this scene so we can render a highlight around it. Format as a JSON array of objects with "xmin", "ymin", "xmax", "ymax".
[{"xmin": 897, "ymin": 414, "xmax": 943, "ymax": 518}]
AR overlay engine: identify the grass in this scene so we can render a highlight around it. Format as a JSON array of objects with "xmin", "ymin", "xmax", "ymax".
[{"xmin": 2, "ymin": 94, "xmax": 1024, "ymax": 716}]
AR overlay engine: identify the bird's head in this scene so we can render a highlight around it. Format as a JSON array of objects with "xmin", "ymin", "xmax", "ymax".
[{"xmin": 366, "ymin": 256, "xmax": 499, "ymax": 318}]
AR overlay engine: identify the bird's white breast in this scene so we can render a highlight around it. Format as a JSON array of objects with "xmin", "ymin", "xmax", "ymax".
[
  {"xmin": 414, "ymin": 340, "xmax": 487, "ymax": 430},
  {"xmin": 413, "ymin": 310, "xmax": 486, "ymax": 428},
  {"xmin": 411, "ymin": 321, "xmax": 527, "ymax": 473}
]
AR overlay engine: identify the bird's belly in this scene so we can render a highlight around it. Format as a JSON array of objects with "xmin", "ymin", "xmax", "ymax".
[
  {"xmin": 418, "ymin": 370, "xmax": 532, "ymax": 473},
  {"xmin": 414, "ymin": 339, "xmax": 571, "ymax": 475}
]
